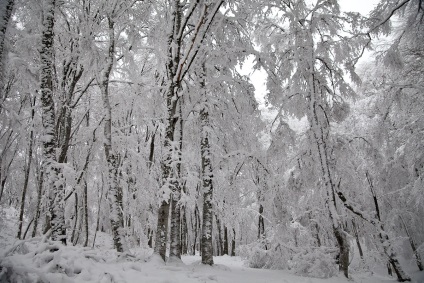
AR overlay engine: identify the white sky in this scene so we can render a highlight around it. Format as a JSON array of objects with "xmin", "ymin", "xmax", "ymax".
[
  {"xmin": 340, "ymin": 0, "xmax": 379, "ymax": 15},
  {"xmin": 243, "ymin": 0, "xmax": 381, "ymax": 117}
]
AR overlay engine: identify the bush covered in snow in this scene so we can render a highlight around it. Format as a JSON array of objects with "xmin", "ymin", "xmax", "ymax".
[
  {"xmin": 0, "ymin": 235, "xmax": 151, "ymax": 283},
  {"xmin": 238, "ymin": 240, "xmax": 338, "ymax": 279},
  {"xmin": 289, "ymin": 246, "xmax": 338, "ymax": 279}
]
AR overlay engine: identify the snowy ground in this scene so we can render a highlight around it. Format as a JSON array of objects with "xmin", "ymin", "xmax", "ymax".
[{"xmin": 1, "ymin": 206, "xmax": 424, "ymax": 283}]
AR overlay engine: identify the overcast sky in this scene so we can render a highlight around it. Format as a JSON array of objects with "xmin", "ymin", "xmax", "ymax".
[
  {"xmin": 340, "ymin": 0, "xmax": 379, "ymax": 15},
  {"xmin": 244, "ymin": 0, "xmax": 382, "ymax": 134}
]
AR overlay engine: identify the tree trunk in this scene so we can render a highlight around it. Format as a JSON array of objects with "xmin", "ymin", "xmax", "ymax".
[
  {"xmin": 40, "ymin": 0, "xmax": 66, "ymax": 244},
  {"xmin": 17, "ymin": 98, "xmax": 35, "ymax": 239},
  {"xmin": 83, "ymin": 179, "xmax": 89, "ymax": 247},
  {"xmin": 200, "ymin": 67, "xmax": 214, "ymax": 265},
  {"xmin": 401, "ymin": 219, "xmax": 423, "ymax": 271},
  {"xmin": 153, "ymin": 0, "xmax": 182, "ymax": 261},
  {"xmin": 169, "ymin": 196, "xmax": 181, "ymax": 260},
  {"xmin": 181, "ymin": 206, "xmax": 188, "ymax": 255},
  {"xmin": 367, "ymin": 172, "xmax": 411, "ymax": 281},
  {"xmin": 231, "ymin": 228, "xmax": 236, "ymax": 256},
  {"xmin": 0, "ymin": 0, "xmax": 13, "ymax": 61},
  {"xmin": 92, "ymin": 182, "xmax": 104, "ymax": 248},
  {"xmin": 147, "ymin": 228, "xmax": 153, "ymax": 248},
  {"xmin": 192, "ymin": 205, "xmax": 199, "ymax": 255},
  {"xmin": 258, "ymin": 204, "xmax": 265, "ymax": 241},
  {"xmin": 352, "ymin": 220, "xmax": 363, "ymax": 259},
  {"xmin": 215, "ymin": 214, "xmax": 222, "ymax": 256},
  {"xmin": 334, "ymin": 227, "xmax": 349, "ymax": 277},
  {"xmin": 70, "ymin": 193, "xmax": 78, "ymax": 244},
  {"xmin": 223, "ymin": 226, "xmax": 228, "ymax": 255},
  {"xmin": 169, "ymin": 97, "xmax": 184, "ymax": 261},
  {"xmin": 154, "ymin": 199, "xmax": 171, "ymax": 260},
  {"xmin": 0, "ymin": 0, "xmax": 14, "ymax": 104},
  {"xmin": 32, "ymin": 168, "xmax": 44, "ymax": 237},
  {"xmin": 308, "ymin": 72, "xmax": 349, "ymax": 277},
  {"xmin": 98, "ymin": 16, "xmax": 126, "ymax": 253},
  {"xmin": 22, "ymin": 217, "xmax": 34, "ymax": 239}
]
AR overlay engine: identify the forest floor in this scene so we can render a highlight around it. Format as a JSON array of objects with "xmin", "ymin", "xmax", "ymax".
[{"xmin": 1, "ymin": 206, "xmax": 424, "ymax": 283}]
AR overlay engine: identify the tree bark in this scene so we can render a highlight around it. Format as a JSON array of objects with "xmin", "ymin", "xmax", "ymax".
[
  {"xmin": 40, "ymin": 0, "xmax": 66, "ymax": 244},
  {"xmin": 22, "ymin": 217, "xmax": 34, "ymax": 239},
  {"xmin": 32, "ymin": 168, "xmax": 44, "ymax": 237},
  {"xmin": 70, "ymin": 193, "xmax": 78, "ymax": 244},
  {"xmin": 169, "ymin": 97, "xmax": 184, "ymax": 261},
  {"xmin": 352, "ymin": 219, "xmax": 364, "ymax": 259},
  {"xmin": 200, "ymin": 64, "xmax": 214, "ymax": 265},
  {"xmin": 192, "ymin": 204, "xmax": 199, "ymax": 255},
  {"xmin": 0, "ymin": 0, "xmax": 14, "ymax": 105},
  {"xmin": 215, "ymin": 214, "xmax": 222, "ymax": 256},
  {"xmin": 223, "ymin": 226, "xmax": 229, "ymax": 255},
  {"xmin": 92, "ymin": 181, "xmax": 104, "ymax": 248},
  {"xmin": 98, "ymin": 16, "xmax": 126, "ymax": 253},
  {"xmin": 258, "ymin": 204, "xmax": 265, "ymax": 241},
  {"xmin": 231, "ymin": 228, "xmax": 236, "ymax": 256},
  {"xmin": 181, "ymin": 206, "xmax": 188, "ymax": 255},
  {"xmin": 83, "ymin": 178, "xmax": 89, "ymax": 247},
  {"xmin": 17, "ymin": 97, "xmax": 35, "ymax": 239}
]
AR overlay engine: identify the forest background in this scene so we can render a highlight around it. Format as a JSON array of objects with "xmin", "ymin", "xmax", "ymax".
[{"xmin": 0, "ymin": 0, "xmax": 423, "ymax": 282}]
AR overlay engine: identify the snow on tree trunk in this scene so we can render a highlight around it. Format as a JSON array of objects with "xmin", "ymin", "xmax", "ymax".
[
  {"xmin": 153, "ymin": 81, "xmax": 179, "ymax": 260},
  {"xmin": 367, "ymin": 172, "xmax": 411, "ymax": 281},
  {"xmin": 98, "ymin": 16, "xmax": 126, "ymax": 253},
  {"xmin": 39, "ymin": 0, "xmax": 66, "ymax": 244},
  {"xmin": 169, "ymin": 98, "xmax": 184, "ymax": 261},
  {"xmin": 307, "ymin": 71, "xmax": 349, "ymax": 277},
  {"xmin": 200, "ymin": 66, "xmax": 214, "ymax": 265},
  {"xmin": 170, "ymin": 195, "xmax": 181, "ymax": 260},
  {"xmin": 0, "ymin": 0, "xmax": 14, "ymax": 102},
  {"xmin": 32, "ymin": 169, "xmax": 44, "ymax": 237},
  {"xmin": 154, "ymin": 0, "xmax": 182, "ymax": 261}
]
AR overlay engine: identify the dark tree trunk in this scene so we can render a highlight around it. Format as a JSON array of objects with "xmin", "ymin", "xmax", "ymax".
[
  {"xmin": 32, "ymin": 169, "xmax": 44, "ymax": 237},
  {"xmin": 192, "ymin": 205, "xmax": 199, "ymax": 255},
  {"xmin": 352, "ymin": 220, "xmax": 363, "ymax": 259},
  {"xmin": 0, "ymin": 0, "xmax": 14, "ymax": 103},
  {"xmin": 200, "ymin": 65, "xmax": 214, "ymax": 265},
  {"xmin": 181, "ymin": 206, "xmax": 188, "ymax": 255},
  {"xmin": 22, "ymin": 217, "xmax": 34, "ymax": 239},
  {"xmin": 258, "ymin": 204, "xmax": 265, "ymax": 241},
  {"xmin": 83, "ymin": 179, "xmax": 89, "ymax": 247},
  {"xmin": 17, "ymin": 98, "xmax": 35, "ymax": 239},
  {"xmin": 154, "ymin": 0, "xmax": 182, "ymax": 261},
  {"xmin": 169, "ymin": 97, "xmax": 184, "ymax": 261},
  {"xmin": 223, "ymin": 226, "xmax": 228, "ymax": 255},
  {"xmin": 40, "ymin": 0, "xmax": 66, "ymax": 244},
  {"xmin": 231, "ymin": 229, "xmax": 236, "ymax": 256},
  {"xmin": 70, "ymin": 193, "xmax": 78, "ymax": 244},
  {"xmin": 147, "ymin": 228, "xmax": 153, "ymax": 248},
  {"xmin": 215, "ymin": 215, "xmax": 222, "ymax": 256},
  {"xmin": 154, "ymin": 200, "xmax": 170, "ymax": 260}
]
